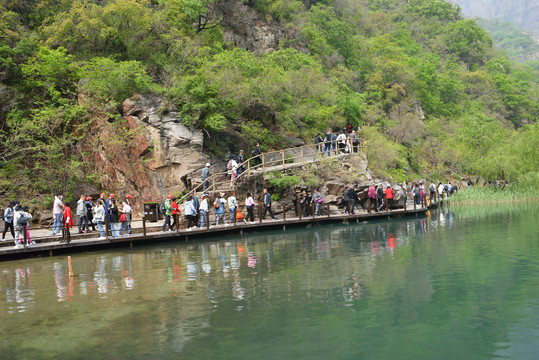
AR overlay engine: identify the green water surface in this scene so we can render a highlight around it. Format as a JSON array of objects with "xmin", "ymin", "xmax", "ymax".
[{"xmin": 0, "ymin": 204, "xmax": 537, "ymax": 359}]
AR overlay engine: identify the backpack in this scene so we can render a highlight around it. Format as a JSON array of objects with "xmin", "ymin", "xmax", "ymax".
[
  {"xmin": 444, "ymin": 184, "xmax": 450, "ymax": 192},
  {"xmin": 159, "ymin": 202, "xmax": 166, "ymax": 214},
  {"xmin": 17, "ymin": 214, "xmax": 28, "ymax": 227},
  {"xmin": 429, "ymin": 183, "xmax": 435, "ymax": 192},
  {"xmin": 214, "ymin": 200, "xmax": 220, "ymax": 209},
  {"xmin": 368, "ymin": 187, "xmax": 376, "ymax": 199}
]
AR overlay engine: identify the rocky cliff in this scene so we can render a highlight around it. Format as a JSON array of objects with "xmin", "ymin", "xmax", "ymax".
[{"xmin": 453, "ymin": 0, "xmax": 539, "ymax": 36}]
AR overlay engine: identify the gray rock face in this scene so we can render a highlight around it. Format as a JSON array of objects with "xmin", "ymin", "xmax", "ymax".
[{"xmin": 454, "ymin": 0, "xmax": 539, "ymax": 37}]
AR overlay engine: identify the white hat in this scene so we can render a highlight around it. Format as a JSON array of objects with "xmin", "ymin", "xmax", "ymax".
[{"xmin": 206, "ymin": 163, "xmax": 211, "ymax": 167}]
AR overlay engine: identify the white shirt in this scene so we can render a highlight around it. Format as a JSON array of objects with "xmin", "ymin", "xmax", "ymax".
[{"xmin": 200, "ymin": 199, "xmax": 208, "ymax": 212}]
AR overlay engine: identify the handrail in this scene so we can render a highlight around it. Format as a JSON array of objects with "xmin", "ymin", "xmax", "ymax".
[{"xmin": 177, "ymin": 139, "xmax": 366, "ymax": 204}]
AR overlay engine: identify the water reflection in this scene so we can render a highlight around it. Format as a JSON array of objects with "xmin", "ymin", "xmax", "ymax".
[{"xmin": 0, "ymin": 205, "xmax": 536, "ymax": 360}]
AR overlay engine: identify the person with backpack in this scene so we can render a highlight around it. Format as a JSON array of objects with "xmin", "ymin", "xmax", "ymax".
[
  {"xmin": 323, "ymin": 130, "xmax": 332, "ymax": 156},
  {"xmin": 385, "ymin": 185, "xmax": 395, "ymax": 211},
  {"xmin": 76, "ymin": 194, "xmax": 88, "ymax": 234},
  {"xmin": 227, "ymin": 192, "xmax": 238, "ymax": 224},
  {"xmin": 245, "ymin": 192, "xmax": 256, "ymax": 222},
  {"xmin": 413, "ymin": 184, "xmax": 421, "ymax": 205},
  {"xmin": 161, "ymin": 195, "xmax": 174, "ymax": 233},
  {"xmin": 444, "ymin": 181, "xmax": 451, "ymax": 198},
  {"xmin": 2, "ymin": 201, "xmax": 15, "ymax": 241},
  {"xmin": 214, "ymin": 193, "xmax": 227, "ymax": 225},
  {"xmin": 311, "ymin": 188, "xmax": 323, "ymax": 216},
  {"xmin": 376, "ymin": 184, "xmax": 385, "ymax": 212},
  {"xmin": 367, "ymin": 184, "xmax": 377, "ymax": 211},
  {"xmin": 252, "ymin": 143, "xmax": 262, "ymax": 166},
  {"xmin": 170, "ymin": 197, "xmax": 179, "ymax": 230},
  {"xmin": 429, "ymin": 182, "xmax": 436, "ymax": 202},
  {"xmin": 261, "ymin": 189, "xmax": 276, "ymax": 220},
  {"xmin": 13, "ymin": 205, "xmax": 33, "ymax": 248}
]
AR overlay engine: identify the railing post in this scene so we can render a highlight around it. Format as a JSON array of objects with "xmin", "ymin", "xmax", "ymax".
[
  {"xmin": 142, "ymin": 216, "xmax": 147, "ymax": 237},
  {"xmin": 301, "ymin": 147, "xmax": 304, "ymax": 164},
  {"xmin": 283, "ymin": 205, "xmax": 286, "ymax": 222},
  {"xmin": 386, "ymin": 197, "xmax": 389, "ymax": 212},
  {"xmin": 298, "ymin": 202, "xmax": 302, "ymax": 220},
  {"xmin": 23, "ymin": 225, "xmax": 28, "ymax": 247},
  {"xmin": 312, "ymin": 203, "xmax": 316, "ymax": 219},
  {"xmin": 326, "ymin": 204, "xmax": 330, "ymax": 218},
  {"xmin": 347, "ymin": 201, "xmax": 351, "ymax": 215},
  {"xmin": 105, "ymin": 219, "xmax": 110, "ymax": 239},
  {"xmin": 281, "ymin": 150, "xmax": 285, "ymax": 167},
  {"xmin": 233, "ymin": 207, "xmax": 237, "ymax": 225},
  {"xmin": 212, "ymin": 176, "xmax": 215, "ymax": 191},
  {"xmin": 259, "ymin": 205, "xmax": 263, "ymax": 223},
  {"xmin": 247, "ymin": 159, "xmax": 251, "ymax": 176},
  {"xmin": 175, "ymin": 214, "xmax": 180, "ymax": 233},
  {"xmin": 368, "ymin": 198, "xmax": 371, "ymax": 214},
  {"xmin": 404, "ymin": 195, "xmax": 407, "ymax": 212},
  {"xmin": 414, "ymin": 198, "xmax": 416, "ymax": 211},
  {"xmin": 262, "ymin": 154, "xmax": 265, "ymax": 172}
]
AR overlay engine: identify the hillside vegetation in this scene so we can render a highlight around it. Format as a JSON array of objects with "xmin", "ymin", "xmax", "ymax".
[{"xmin": 0, "ymin": 0, "xmax": 538, "ymax": 201}]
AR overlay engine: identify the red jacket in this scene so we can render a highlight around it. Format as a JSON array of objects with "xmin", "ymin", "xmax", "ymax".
[
  {"xmin": 385, "ymin": 188, "xmax": 394, "ymax": 199},
  {"xmin": 64, "ymin": 206, "xmax": 74, "ymax": 228},
  {"xmin": 171, "ymin": 201, "xmax": 180, "ymax": 215}
]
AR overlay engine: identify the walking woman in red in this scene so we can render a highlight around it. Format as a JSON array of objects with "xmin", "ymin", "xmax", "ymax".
[{"xmin": 61, "ymin": 204, "xmax": 74, "ymax": 243}]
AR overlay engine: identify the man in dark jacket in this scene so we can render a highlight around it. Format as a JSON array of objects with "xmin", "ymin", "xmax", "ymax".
[
  {"xmin": 343, "ymin": 186, "xmax": 350, "ymax": 214},
  {"xmin": 252, "ymin": 143, "xmax": 262, "ymax": 166},
  {"xmin": 348, "ymin": 187, "xmax": 358, "ymax": 214},
  {"xmin": 376, "ymin": 184, "xmax": 385, "ymax": 212},
  {"xmin": 261, "ymin": 188, "xmax": 275, "ymax": 220}
]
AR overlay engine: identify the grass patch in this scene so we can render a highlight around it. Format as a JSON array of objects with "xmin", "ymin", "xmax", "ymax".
[{"xmin": 451, "ymin": 185, "xmax": 539, "ymax": 204}]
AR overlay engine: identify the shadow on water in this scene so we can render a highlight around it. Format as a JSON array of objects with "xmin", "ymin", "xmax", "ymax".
[{"xmin": 0, "ymin": 204, "xmax": 537, "ymax": 360}]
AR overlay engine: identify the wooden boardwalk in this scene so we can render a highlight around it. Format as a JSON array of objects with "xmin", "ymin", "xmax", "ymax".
[{"xmin": 0, "ymin": 204, "xmax": 434, "ymax": 260}]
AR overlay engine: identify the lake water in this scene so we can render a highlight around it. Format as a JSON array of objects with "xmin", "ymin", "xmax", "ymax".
[{"xmin": 0, "ymin": 204, "xmax": 537, "ymax": 359}]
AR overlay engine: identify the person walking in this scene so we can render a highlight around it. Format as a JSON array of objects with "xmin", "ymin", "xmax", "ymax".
[
  {"xmin": 252, "ymin": 143, "xmax": 262, "ymax": 166},
  {"xmin": 437, "ymin": 182, "xmax": 444, "ymax": 201},
  {"xmin": 348, "ymin": 187, "xmax": 358, "ymax": 214},
  {"xmin": 376, "ymin": 184, "xmax": 385, "ymax": 212},
  {"xmin": 93, "ymin": 200, "xmax": 106, "ymax": 240},
  {"xmin": 343, "ymin": 186, "xmax": 350, "ymax": 214},
  {"xmin": 61, "ymin": 203, "xmax": 74, "ymax": 243},
  {"xmin": 214, "ymin": 193, "xmax": 227, "ymax": 225},
  {"xmin": 313, "ymin": 133, "xmax": 323, "ymax": 160},
  {"xmin": 245, "ymin": 192, "xmax": 256, "ymax": 222},
  {"xmin": 190, "ymin": 191, "xmax": 200, "ymax": 226},
  {"xmin": 227, "ymin": 192, "xmax": 238, "ymax": 225},
  {"xmin": 2, "ymin": 201, "xmax": 15, "ymax": 241},
  {"xmin": 429, "ymin": 182, "xmax": 436, "ymax": 202},
  {"xmin": 201, "ymin": 163, "xmax": 211, "ymax": 191},
  {"xmin": 85, "ymin": 197, "xmax": 96, "ymax": 232},
  {"xmin": 52, "ymin": 193, "xmax": 64, "ymax": 236},
  {"xmin": 76, "ymin": 194, "xmax": 88, "ymax": 234},
  {"xmin": 170, "ymin": 197, "xmax": 179, "ymax": 230},
  {"xmin": 367, "ymin": 184, "xmax": 377, "ymax": 212},
  {"xmin": 323, "ymin": 130, "xmax": 332, "ymax": 156},
  {"xmin": 13, "ymin": 205, "xmax": 33, "ymax": 248},
  {"xmin": 261, "ymin": 189, "xmax": 275, "ymax": 220},
  {"xmin": 120, "ymin": 200, "xmax": 132, "ymax": 236},
  {"xmin": 385, "ymin": 185, "xmax": 395, "ymax": 211},
  {"xmin": 311, "ymin": 188, "xmax": 323, "ymax": 216},
  {"xmin": 161, "ymin": 195, "xmax": 174, "ymax": 232},
  {"xmin": 199, "ymin": 194, "xmax": 211, "ymax": 227},
  {"xmin": 336, "ymin": 131, "xmax": 347, "ymax": 154},
  {"xmin": 184, "ymin": 195, "xmax": 197, "ymax": 230},
  {"xmin": 108, "ymin": 199, "xmax": 120, "ymax": 238},
  {"xmin": 413, "ymin": 184, "xmax": 421, "ymax": 205}
]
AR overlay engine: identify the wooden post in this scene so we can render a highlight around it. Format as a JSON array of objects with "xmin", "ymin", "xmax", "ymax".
[
  {"xmin": 283, "ymin": 205, "xmax": 286, "ymax": 222},
  {"xmin": 404, "ymin": 196, "xmax": 407, "ymax": 212},
  {"xmin": 66, "ymin": 225, "xmax": 71, "ymax": 244},
  {"xmin": 281, "ymin": 150, "xmax": 285, "ymax": 167},
  {"xmin": 212, "ymin": 176, "xmax": 215, "ymax": 192},
  {"xmin": 23, "ymin": 226, "xmax": 28, "ymax": 247},
  {"xmin": 368, "ymin": 198, "xmax": 371, "ymax": 214},
  {"xmin": 175, "ymin": 214, "xmax": 179, "ymax": 233},
  {"xmin": 312, "ymin": 202, "xmax": 316, "ymax": 218},
  {"xmin": 298, "ymin": 202, "xmax": 302, "ymax": 220},
  {"xmin": 414, "ymin": 198, "xmax": 416, "ymax": 211},
  {"xmin": 206, "ymin": 212, "xmax": 210, "ymax": 229},
  {"xmin": 142, "ymin": 216, "xmax": 147, "ymax": 237},
  {"xmin": 262, "ymin": 154, "xmax": 265, "ymax": 172},
  {"xmin": 105, "ymin": 219, "xmax": 110, "ymax": 239},
  {"xmin": 233, "ymin": 207, "xmax": 237, "ymax": 225},
  {"xmin": 259, "ymin": 205, "xmax": 263, "ymax": 223},
  {"xmin": 386, "ymin": 197, "xmax": 389, "ymax": 212},
  {"xmin": 247, "ymin": 159, "xmax": 251, "ymax": 176},
  {"xmin": 326, "ymin": 204, "xmax": 330, "ymax": 218}
]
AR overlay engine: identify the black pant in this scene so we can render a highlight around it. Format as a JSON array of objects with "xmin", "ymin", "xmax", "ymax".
[
  {"xmin": 387, "ymin": 198, "xmax": 392, "ymax": 209},
  {"xmin": 186, "ymin": 215, "xmax": 195, "ymax": 228},
  {"xmin": 3, "ymin": 221, "xmax": 14, "ymax": 239},
  {"xmin": 377, "ymin": 197, "xmax": 384, "ymax": 211},
  {"xmin": 349, "ymin": 199, "xmax": 356, "ymax": 214},
  {"xmin": 246, "ymin": 206, "xmax": 254, "ymax": 222},
  {"xmin": 262, "ymin": 205, "xmax": 274, "ymax": 219}
]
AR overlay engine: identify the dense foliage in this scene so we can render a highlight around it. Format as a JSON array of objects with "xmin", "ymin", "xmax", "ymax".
[{"xmin": 0, "ymin": 0, "xmax": 538, "ymax": 200}]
